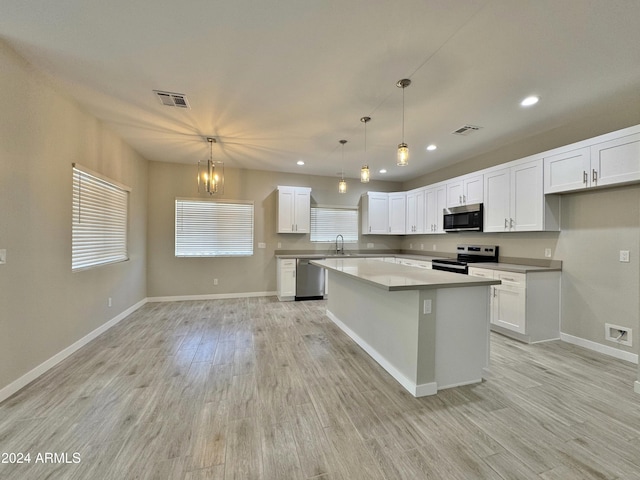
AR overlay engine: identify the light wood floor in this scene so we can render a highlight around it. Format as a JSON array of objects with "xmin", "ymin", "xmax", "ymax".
[{"xmin": 1, "ymin": 297, "xmax": 639, "ymax": 480}]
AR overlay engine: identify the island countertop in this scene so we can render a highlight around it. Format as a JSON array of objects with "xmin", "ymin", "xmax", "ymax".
[{"xmin": 311, "ymin": 258, "xmax": 500, "ymax": 291}]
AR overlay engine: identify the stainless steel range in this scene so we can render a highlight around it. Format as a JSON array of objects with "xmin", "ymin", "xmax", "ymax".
[{"xmin": 431, "ymin": 245, "xmax": 499, "ymax": 274}]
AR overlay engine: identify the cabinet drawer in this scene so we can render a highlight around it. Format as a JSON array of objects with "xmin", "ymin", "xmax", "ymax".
[
  {"xmin": 496, "ymin": 271, "xmax": 526, "ymax": 287},
  {"xmin": 468, "ymin": 267, "xmax": 495, "ymax": 279},
  {"xmin": 280, "ymin": 259, "xmax": 296, "ymax": 268}
]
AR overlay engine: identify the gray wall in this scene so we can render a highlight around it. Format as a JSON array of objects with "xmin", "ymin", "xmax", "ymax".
[
  {"xmin": 146, "ymin": 162, "xmax": 402, "ymax": 297},
  {"xmin": 0, "ymin": 41, "xmax": 148, "ymax": 393}
]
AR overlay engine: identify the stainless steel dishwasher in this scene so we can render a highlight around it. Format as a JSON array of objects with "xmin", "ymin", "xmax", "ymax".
[{"xmin": 295, "ymin": 258, "xmax": 325, "ymax": 301}]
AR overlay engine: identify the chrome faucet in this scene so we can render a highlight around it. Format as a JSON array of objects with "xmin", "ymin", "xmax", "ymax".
[{"xmin": 335, "ymin": 234, "xmax": 344, "ymax": 255}]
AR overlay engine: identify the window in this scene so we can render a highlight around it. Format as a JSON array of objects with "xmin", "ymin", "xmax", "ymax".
[
  {"xmin": 175, "ymin": 198, "xmax": 254, "ymax": 257},
  {"xmin": 310, "ymin": 206, "xmax": 358, "ymax": 243},
  {"xmin": 72, "ymin": 164, "xmax": 130, "ymax": 271}
]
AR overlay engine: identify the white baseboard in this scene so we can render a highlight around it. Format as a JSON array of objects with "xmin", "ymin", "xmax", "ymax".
[
  {"xmin": 147, "ymin": 291, "xmax": 277, "ymax": 302},
  {"xmin": 326, "ymin": 309, "xmax": 437, "ymax": 397},
  {"xmin": 635, "ymin": 381, "xmax": 640, "ymax": 395},
  {"xmin": 560, "ymin": 332, "xmax": 639, "ymax": 364},
  {"xmin": 0, "ymin": 298, "xmax": 148, "ymax": 404}
]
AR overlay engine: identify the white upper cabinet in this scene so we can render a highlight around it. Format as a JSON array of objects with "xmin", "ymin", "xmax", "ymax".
[
  {"xmin": 591, "ymin": 132, "xmax": 640, "ymax": 187},
  {"xmin": 484, "ymin": 159, "xmax": 559, "ymax": 232},
  {"xmin": 544, "ymin": 147, "xmax": 591, "ymax": 193},
  {"xmin": 361, "ymin": 192, "xmax": 389, "ymax": 235},
  {"xmin": 544, "ymin": 127, "xmax": 640, "ymax": 194},
  {"xmin": 425, "ymin": 183, "xmax": 447, "ymax": 234},
  {"xmin": 276, "ymin": 186, "xmax": 311, "ymax": 233},
  {"xmin": 405, "ymin": 187, "xmax": 426, "ymax": 234},
  {"xmin": 388, "ymin": 192, "xmax": 407, "ymax": 234},
  {"xmin": 446, "ymin": 173, "xmax": 483, "ymax": 207}
]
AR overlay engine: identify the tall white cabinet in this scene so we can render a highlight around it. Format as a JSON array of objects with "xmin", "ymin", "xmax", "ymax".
[
  {"xmin": 425, "ymin": 183, "xmax": 447, "ymax": 234},
  {"xmin": 484, "ymin": 158, "xmax": 560, "ymax": 232},
  {"xmin": 361, "ymin": 192, "xmax": 389, "ymax": 235},
  {"xmin": 277, "ymin": 186, "xmax": 311, "ymax": 233}
]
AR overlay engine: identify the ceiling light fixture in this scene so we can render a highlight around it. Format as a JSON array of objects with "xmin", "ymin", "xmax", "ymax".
[
  {"xmin": 338, "ymin": 139, "xmax": 347, "ymax": 194},
  {"xmin": 360, "ymin": 116, "xmax": 371, "ymax": 183},
  {"xmin": 198, "ymin": 137, "xmax": 224, "ymax": 195},
  {"xmin": 297, "ymin": 160, "xmax": 305, "ymax": 166},
  {"xmin": 427, "ymin": 144, "xmax": 437, "ymax": 151},
  {"xmin": 396, "ymin": 78, "xmax": 411, "ymax": 166},
  {"xmin": 379, "ymin": 169, "xmax": 387, "ymax": 174},
  {"xmin": 520, "ymin": 95, "xmax": 540, "ymax": 107}
]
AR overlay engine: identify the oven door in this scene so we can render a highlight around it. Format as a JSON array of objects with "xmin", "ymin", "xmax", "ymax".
[{"xmin": 431, "ymin": 261, "xmax": 468, "ymax": 275}]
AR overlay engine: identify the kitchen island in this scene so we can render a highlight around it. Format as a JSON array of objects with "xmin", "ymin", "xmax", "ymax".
[{"xmin": 311, "ymin": 258, "xmax": 500, "ymax": 397}]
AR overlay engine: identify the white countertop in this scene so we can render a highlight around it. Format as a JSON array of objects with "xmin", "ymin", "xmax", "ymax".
[
  {"xmin": 311, "ymin": 258, "xmax": 500, "ymax": 291},
  {"xmin": 470, "ymin": 262, "xmax": 562, "ymax": 273}
]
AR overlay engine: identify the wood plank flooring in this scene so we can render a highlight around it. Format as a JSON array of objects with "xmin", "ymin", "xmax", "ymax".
[{"xmin": 1, "ymin": 297, "xmax": 639, "ymax": 479}]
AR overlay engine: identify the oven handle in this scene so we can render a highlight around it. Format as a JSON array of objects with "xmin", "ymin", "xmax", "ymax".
[{"xmin": 432, "ymin": 262, "xmax": 467, "ymax": 272}]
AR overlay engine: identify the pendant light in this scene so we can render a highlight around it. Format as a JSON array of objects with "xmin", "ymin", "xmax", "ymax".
[
  {"xmin": 360, "ymin": 116, "xmax": 371, "ymax": 183},
  {"xmin": 198, "ymin": 137, "xmax": 224, "ymax": 195},
  {"xmin": 396, "ymin": 78, "xmax": 411, "ymax": 166},
  {"xmin": 338, "ymin": 139, "xmax": 347, "ymax": 194}
]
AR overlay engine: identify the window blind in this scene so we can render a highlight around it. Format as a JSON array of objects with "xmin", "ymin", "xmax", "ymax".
[
  {"xmin": 72, "ymin": 165, "xmax": 129, "ymax": 271},
  {"xmin": 175, "ymin": 198, "xmax": 254, "ymax": 257},
  {"xmin": 310, "ymin": 206, "xmax": 358, "ymax": 243}
]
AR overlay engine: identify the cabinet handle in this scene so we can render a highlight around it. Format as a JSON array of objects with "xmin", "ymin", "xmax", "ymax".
[
  {"xmin": 583, "ymin": 170, "xmax": 588, "ymax": 184},
  {"xmin": 459, "ymin": 195, "xmax": 462, "ymax": 204},
  {"xmin": 463, "ymin": 194, "xmax": 466, "ymax": 203},
  {"xmin": 510, "ymin": 218, "xmax": 514, "ymax": 229},
  {"xmin": 369, "ymin": 226, "xmax": 371, "ymax": 233},
  {"xmin": 504, "ymin": 218, "xmax": 508, "ymax": 229},
  {"xmin": 493, "ymin": 287, "xmax": 497, "ymax": 298},
  {"xmin": 592, "ymin": 169, "xmax": 597, "ymax": 184}
]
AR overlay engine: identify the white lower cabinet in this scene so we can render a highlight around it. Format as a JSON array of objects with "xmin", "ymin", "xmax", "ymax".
[
  {"xmin": 468, "ymin": 267, "xmax": 560, "ymax": 343},
  {"xmin": 277, "ymin": 258, "xmax": 296, "ymax": 301}
]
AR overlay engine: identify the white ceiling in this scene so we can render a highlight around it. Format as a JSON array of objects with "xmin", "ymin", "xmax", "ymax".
[{"xmin": 2, "ymin": 0, "xmax": 640, "ymax": 182}]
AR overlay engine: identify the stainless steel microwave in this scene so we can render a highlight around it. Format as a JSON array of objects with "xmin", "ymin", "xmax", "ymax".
[{"xmin": 443, "ymin": 203, "xmax": 483, "ymax": 232}]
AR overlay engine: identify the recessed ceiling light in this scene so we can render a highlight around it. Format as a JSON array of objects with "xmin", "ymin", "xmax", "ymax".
[
  {"xmin": 296, "ymin": 160, "xmax": 305, "ymax": 166},
  {"xmin": 426, "ymin": 144, "xmax": 437, "ymax": 151},
  {"xmin": 520, "ymin": 95, "xmax": 540, "ymax": 107},
  {"xmin": 379, "ymin": 169, "xmax": 387, "ymax": 174}
]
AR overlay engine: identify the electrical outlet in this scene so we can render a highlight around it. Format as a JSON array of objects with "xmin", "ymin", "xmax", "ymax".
[
  {"xmin": 432, "ymin": 244, "xmax": 436, "ymax": 251},
  {"xmin": 423, "ymin": 299, "xmax": 432, "ymax": 314},
  {"xmin": 367, "ymin": 243, "xmax": 374, "ymax": 248},
  {"xmin": 409, "ymin": 243, "xmax": 413, "ymax": 250},
  {"xmin": 277, "ymin": 242, "xmax": 282, "ymax": 249},
  {"xmin": 258, "ymin": 242, "xmax": 266, "ymax": 249},
  {"xmin": 620, "ymin": 250, "xmax": 630, "ymax": 263},
  {"xmin": 545, "ymin": 248, "xmax": 552, "ymax": 258},
  {"xmin": 420, "ymin": 244, "xmax": 424, "ymax": 250},
  {"xmin": 0, "ymin": 249, "xmax": 6, "ymax": 264},
  {"xmin": 214, "ymin": 278, "xmax": 219, "ymax": 286},
  {"xmin": 108, "ymin": 297, "xmax": 112, "ymax": 308}
]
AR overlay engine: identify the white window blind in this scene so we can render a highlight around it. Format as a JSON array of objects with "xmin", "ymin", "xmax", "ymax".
[
  {"xmin": 175, "ymin": 198, "xmax": 254, "ymax": 257},
  {"xmin": 72, "ymin": 165, "xmax": 130, "ymax": 271},
  {"xmin": 310, "ymin": 206, "xmax": 358, "ymax": 243}
]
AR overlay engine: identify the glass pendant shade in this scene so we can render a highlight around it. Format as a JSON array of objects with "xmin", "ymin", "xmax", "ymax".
[
  {"xmin": 338, "ymin": 178, "xmax": 347, "ymax": 193},
  {"xmin": 198, "ymin": 138, "xmax": 224, "ymax": 194},
  {"xmin": 397, "ymin": 143, "xmax": 409, "ymax": 166},
  {"xmin": 360, "ymin": 165, "xmax": 370, "ymax": 183}
]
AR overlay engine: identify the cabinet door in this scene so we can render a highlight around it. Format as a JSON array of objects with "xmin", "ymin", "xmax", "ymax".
[
  {"xmin": 406, "ymin": 188, "xmax": 425, "ymax": 234},
  {"xmin": 483, "ymin": 168, "xmax": 510, "ymax": 232},
  {"xmin": 591, "ymin": 132, "xmax": 640, "ymax": 187},
  {"xmin": 492, "ymin": 285, "xmax": 526, "ymax": 334},
  {"xmin": 434, "ymin": 185, "xmax": 447, "ymax": 233},
  {"xmin": 511, "ymin": 160, "xmax": 543, "ymax": 231},
  {"xmin": 388, "ymin": 193, "xmax": 406, "ymax": 234},
  {"xmin": 277, "ymin": 187, "xmax": 295, "ymax": 233},
  {"xmin": 446, "ymin": 180, "xmax": 464, "ymax": 207},
  {"xmin": 543, "ymin": 147, "xmax": 591, "ymax": 193},
  {"xmin": 463, "ymin": 174, "xmax": 484, "ymax": 205},
  {"xmin": 363, "ymin": 192, "xmax": 389, "ymax": 234},
  {"xmin": 293, "ymin": 188, "xmax": 311, "ymax": 233}
]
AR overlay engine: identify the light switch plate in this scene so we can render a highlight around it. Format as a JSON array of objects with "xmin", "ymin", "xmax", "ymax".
[
  {"xmin": 620, "ymin": 250, "xmax": 630, "ymax": 263},
  {"xmin": 258, "ymin": 242, "xmax": 266, "ymax": 249},
  {"xmin": 0, "ymin": 249, "xmax": 6, "ymax": 264},
  {"xmin": 545, "ymin": 248, "xmax": 552, "ymax": 258},
  {"xmin": 423, "ymin": 299, "xmax": 432, "ymax": 314}
]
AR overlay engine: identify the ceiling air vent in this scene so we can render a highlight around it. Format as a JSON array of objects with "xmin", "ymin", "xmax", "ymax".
[
  {"xmin": 153, "ymin": 90, "xmax": 190, "ymax": 109},
  {"xmin": 451, "ymin": 124, "xmax": 481, "ymax": 136}
]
